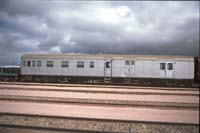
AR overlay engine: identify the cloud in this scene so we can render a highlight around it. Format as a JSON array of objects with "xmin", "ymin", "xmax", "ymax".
[{"xmin": 0, "ymin": 0, "xmax": 199, "ymax": 65}]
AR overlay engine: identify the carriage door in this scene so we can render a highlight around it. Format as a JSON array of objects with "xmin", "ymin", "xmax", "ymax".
[
  {"xmin": 104, "ymin": 60, "xmax": 112, "ymax": 77},
  {"xmin": 125, "ymin": 60, "xmax": 135, "ymax": 77},
  {"xmin": 125, "ymin": 60, "xmax": 130, "ymax": 77},
  {"xmin": 159, "ymin": 62, "xmax": 166, "ymax": 78},
  {"xmin": 166, "ymin": 62, "xmax": 174, "ymax": 78},
  {"xmin": 160, "ymin": 62, "xmax": 174, "ymax": 78},
  {"xmin": 129, "ymin": 60, "xmax": 135, "ymax": 77}
]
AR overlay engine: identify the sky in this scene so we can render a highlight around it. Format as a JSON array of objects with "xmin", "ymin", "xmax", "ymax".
[{"xmin": 0, "ymin": 0, "xmax": 199, "ymax": 66}]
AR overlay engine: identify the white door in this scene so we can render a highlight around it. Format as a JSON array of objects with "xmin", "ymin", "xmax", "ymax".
[
  {"xmin": 159, "ymin": 62, "xmax": 174, "ymax": 78},
  {"xmin": 166, "ymin": 62, "xmax": 174, "ymax": 78},
  {"xmin": 125, "ymin": 60, "xmax": 130, "ymax": 77},
  {"xmin": 125, "ymin": 60, "xmax": 135, "ymax": 77},
  {"xmin": 129, "ymin": 60, "xmax": 135, "ymax": 77},
  {"xmin": 159, "ymin": 62, "xmax": 166, "ymax": 78},
  {"xmin": 104, "ymin": 60, "xmax": 112, "ymax": 77}
]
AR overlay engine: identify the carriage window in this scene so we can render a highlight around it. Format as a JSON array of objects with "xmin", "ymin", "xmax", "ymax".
[
  {"xmin": 106, "ymin": 62, "xmax": 111, "ymax": 68},
  {"xmin": 46, "ymin": 61, "xmax": 54, "ymax": 67},
  {"xmin": 23, "ymin": 61, "xmax": 26, "ymax": 67},
  {"xmin": 160, "ymin": 63, "xmax": 165, "ymax": 70},
  {"xmin": 77, "ymin": 61, "xmax": 84, "ymax": 68},
  {"xmin": 89, "ymin": 61, "xmax": 94, "ymax": 68},
  {"xmin": 131, "ymin": 60, "xmax": 135, "ymax": 65},
  {"xmin": 37, "ymin": 60, "xmax": 41, "ymax": 67},
  {"xmin": 61, "ymin": 61, "xmax": 69, "ymax": 68},
  {"xmin": 167, "ymin": 63, "xmax": 173, "ymax": 70},
  {"xmin": 125, "ymin": 60, "xmax": 130, "ymax": 65},
  {"xmin": 32, "ymin": 61, "xmax": 35, "ymax": 67},
  {"xmin": 27, "ymin": 61, "xmax": 31, "ymax": 67}
]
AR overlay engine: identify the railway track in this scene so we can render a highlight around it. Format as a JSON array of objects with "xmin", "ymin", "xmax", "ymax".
[
  {"xmin": 1, "ymin": 81, "xmax": 199, "ymax": 91},
  {"xmin": 0, "ymin": 82, "xmax": 199, "ymax": 132},
  {"xmin": 0, "ymin": 83, "xmax": 199, "ymax": 96}
]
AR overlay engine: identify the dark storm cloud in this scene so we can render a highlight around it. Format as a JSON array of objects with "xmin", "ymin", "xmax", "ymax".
[{"xmin": 0, "ymin": 0, "xmax": 199, "ymax": 66}]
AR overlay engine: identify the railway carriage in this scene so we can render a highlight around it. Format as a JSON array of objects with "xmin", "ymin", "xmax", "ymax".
[
  {"xmin": 0, "ymin": 66, "xmax": 20, "ymax": 81},
  {"xmin": 21, "ymin": 54, "xmax": 198, "ymax": 87}
]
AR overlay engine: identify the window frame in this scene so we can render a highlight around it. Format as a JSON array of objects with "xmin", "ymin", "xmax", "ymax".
[
  {"xmin": 32, "ymin": 61, "xmax": 36, "ymax": 67},
  {"xmin": 167, "ymin": 63, "xmax": 173, "ymax": 70},
  {"xmin": 89, "ymin": 61, "xmax": 94, "ymax": 68},
  {"xmin": 61, "ymin": 61, "xmax": 69, "ymax": 68},
  {"xmin": 125, "ymin": 60, "xmax": 130, "ymax": 65},
  {"xmin": 131, "ymin": 60, "xmax": 135, "ymax": 65},
  {"xmin": 22, "ymin": 61, "xmax": 26, "ymax": 67},
  {"xmin": 27, "ymin": 61, "xmax": 31, "ymax": 67},
  {"xmin": 106, "ymin": 62, "xmax": 111, "ymax": 68},
  {"xmin": 160, "ymin": 63, "xmax": 166, "ymax": 70},
  {"xmin": 46, "ymin": 61, "xmax": 54, "ymax": 67},
  {"xmin": 37, "ymin": 60, "xmax": 42, "ymax": 67},
  {"xmin": 77, "ymin": 61, "xmax": 84, "ymax": 68}
]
